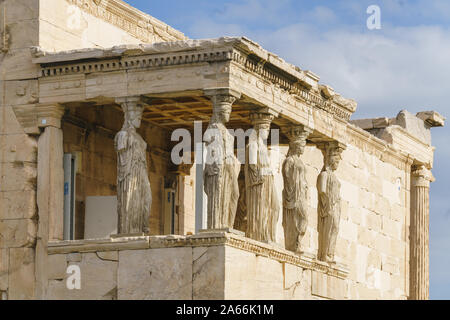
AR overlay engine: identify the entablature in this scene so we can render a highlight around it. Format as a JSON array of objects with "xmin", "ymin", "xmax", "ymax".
[
  {"xmin": 33, "ymin": 37, "xmax": 357, "ymax": 122},
  {"xmin": 28, "ymin": 37, "xmax": 438, "ymax": 171}
]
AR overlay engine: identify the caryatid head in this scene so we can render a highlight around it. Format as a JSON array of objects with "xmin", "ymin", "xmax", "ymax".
[
  {"xmin": 211, "ymin": 95, "xmax": 235, "ymax": 124},
  {"xmin": 117, "ymin": 97, "xmax": 144, "ymax": 130},
  {"xmin": 249, "ymin": 112, "xmax": 274, "ymax": 140},
  {"xmin": 124, "ymin": 104, "xmax": 144, "ymax": 129},
  {"xmin": 284, "ymin": 125, "xmax": 312, "ymax": 156},
  {"xmin": 323, "ymin": 143, "xmax": 345, "ymax": 172}
]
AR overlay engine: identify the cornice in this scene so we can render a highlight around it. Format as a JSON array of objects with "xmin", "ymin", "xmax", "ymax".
[{"xmin": 35, "ymin": 37, "xmax": 355, "ymax": 122}]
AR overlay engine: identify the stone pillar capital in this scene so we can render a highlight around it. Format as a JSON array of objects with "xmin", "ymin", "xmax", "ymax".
[
  {"xmin": 316, "ymin": 141, "xmax": 347, "ymax": 155},
  {"xmin": 205, "ymin": 88, "xmax": 241, "ymax": 116},
  {"xmin": 282, "ymin": 124, "xmax": 313, "ymax": 143},
  {"xmin": 412, "ymin": 165, "xmax": 435, "ymax": 188},
  {"xmin": 249, "ymin": 110, "xmax": 274, "ymax": 126},
  {"xmin": 116, "ymin": 96, "xmax": 145, "ymax": 130},
  {"xmin": 115, "ymin": 95, "xmax": 142, "ymax": 104},
  {"xmin": 36, "ymin": 104, "xmax": 65, "ymax": 129},
  {"xmin": 115, "ymin": 96, "xmax": 145, "ymax": 111},
  {"xmin": 204, "ymin": 88, "xmax": 241, "ymax": 100}
]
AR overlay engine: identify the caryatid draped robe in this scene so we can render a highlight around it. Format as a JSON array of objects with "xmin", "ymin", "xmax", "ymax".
[
  {"xmin": 245, "ymin": 135, "xmax": 279, "ymax": 242},
  {"xmin": 282, "ymin": 155, "xmax": 308, "ymax": 252},
  {"xmin": 115, "ymin": 127, "xmax": 152, "ymax": 234},
  {"xmin": 317, "ymin": 169, "xmax": 341, "ymax": 262},
  {"xmin": 204, "ymin": 122, "xmax": 240, "ymax": 229}
]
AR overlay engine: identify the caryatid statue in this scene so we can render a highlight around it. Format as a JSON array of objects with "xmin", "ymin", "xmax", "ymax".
[
  {"xmin": 317, "ymin": 142, "xmax": 346, "ymax": 263},
  {"xmin": 203, "ymin": 89, "xmax": 241, "ymax": 230},
  {"xmin": 282, "ymin": 125, "xmax": 312, "ymax": 253},
  {"xmin": 245, "ymin": 111, "xmax": 280, "ymax": 242},
  {"xmin": 114, "ymin": 97, "xmax": 152, "ymax": 234}
]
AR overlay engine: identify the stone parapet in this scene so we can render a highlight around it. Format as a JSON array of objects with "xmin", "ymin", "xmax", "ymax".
[
  {"xmin": 48, "ymin": 232, "xmax": 349, "ymax": 280},
  {"xmin": 45, "ymin": 232, "xmax": 349, "ymax": 300}
]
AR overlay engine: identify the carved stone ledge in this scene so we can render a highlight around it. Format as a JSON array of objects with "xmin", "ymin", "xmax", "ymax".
[
  {"xmin": 12, "ymin": 104, "xmax": 40, "ymax": 135},
  {"xmin": 48, "ymin": 236, "xmax": 151, "ymax": 254},
  {"xmin": 38, "ymin": 48, "xmax": 233, "ymax": 77},
  {"xmin": 37, "ymin": 104, "xmax": 66, "ymax": 129},
  {"xmin": 232, "ymin": 50, "xmax": 355, "ymax": 121},
  {"xmin": 47, "ymin": 233, "xmax": 349, "ymax": 279},
  {"xmin": 204, "ymin": 87, "xmax": 242, "ymax": 102}
]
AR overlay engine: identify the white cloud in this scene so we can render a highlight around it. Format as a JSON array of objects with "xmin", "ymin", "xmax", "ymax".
[
  {"xmin": 300, "ymin": 6, "xmax": 338, "ymax": 25},
  {"xmin": 189, "ymin": 19, "xmax": 245, "ymax": 38},
  {"xmin": 217, "ymin": 0, "xmax": 293, "ymax": 25}
]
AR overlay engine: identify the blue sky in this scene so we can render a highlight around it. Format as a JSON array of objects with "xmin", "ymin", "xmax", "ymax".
[{"xmin": 125, "ymin": 0, "xmax": 450, "ymax": 299}]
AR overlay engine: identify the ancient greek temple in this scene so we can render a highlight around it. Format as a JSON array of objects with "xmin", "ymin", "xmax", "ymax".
[{"xmin": 0, "ymin": 0, "xmax": 444, "ymax": 300}]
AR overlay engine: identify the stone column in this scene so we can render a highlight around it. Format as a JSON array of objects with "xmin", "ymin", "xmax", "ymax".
[
  {"xmin": 170, "ymin": 161, "xmax": 195, "ymax": 235},
  {"xmin": 409, "ymin": 165, "xmax": 434, "ymax": 300},
  {"xmin": 203, "ymin": 88, "xmax": 241, "ymax": 231},
  {"xmin": 35, "ymin": 103, "xmax": 65, "ymax": 299},
  {"xmin": 281, "ymin": 124, "xmax": 312, "ymax": 254},
  {"xmin": 316, "ymin": 141, "xmax": 346, "ymax": 263},
  {"xmin": 37, "ymin": 104, "xmax": 66, "ymax": 240},
  {"xmin": 114, "ymin": 96, "xmax": 152, "ymax": 235},
  {"xmin": 245, "ymin": 111, "xmax": 280, "ymax": 242}
]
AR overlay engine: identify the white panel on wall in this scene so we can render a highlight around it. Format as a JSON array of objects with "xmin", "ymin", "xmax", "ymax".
[{"xmin": 84, "ymin": 196, "xmax": 118, "ymax": 239}]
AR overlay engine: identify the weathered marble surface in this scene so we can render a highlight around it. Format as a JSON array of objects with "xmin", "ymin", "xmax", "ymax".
[
  {"xmin": 282, "ymin": 125, "xmax": 312, "ymax": 253},
  {"xmin": 44, "ymin": 233, "xmax": 349, "ymax": 300},
  {"xmin": 204, "ymin": 89, "xmax": 241, "ymax": 230},
  {"xmin": 115, "ymin": 97, "xmax": 152, "ymax": 234},
  {"xmin": 7, "ymin": 248, "xmax": 35, "ymax": 300},
  {"xmin": 193, "ymin": 246, "xmax": 225, "ymax": 300},
  {"xmin": 317, "ymin": 142, "xmax": 346, "ymax": 263},
  {"xmin": 245, "ymin": 112, "xmax": 279, "ymax": 243},
  {"xmin": 118, "ymin": 247, "xmax": 192, "ymax": 300},
  {"xmin": 46, "ymin": 252, "xmax": 118, "ymax": 300}
]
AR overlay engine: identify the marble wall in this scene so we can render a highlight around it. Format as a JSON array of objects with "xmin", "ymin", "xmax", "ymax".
[
  {"xmin": 266, "ymin": 143, "xmax": 409, "ymax": 299},
  {"xmin": 44, "ymin": 234, "xmax": 349, "ymax": 300}
]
